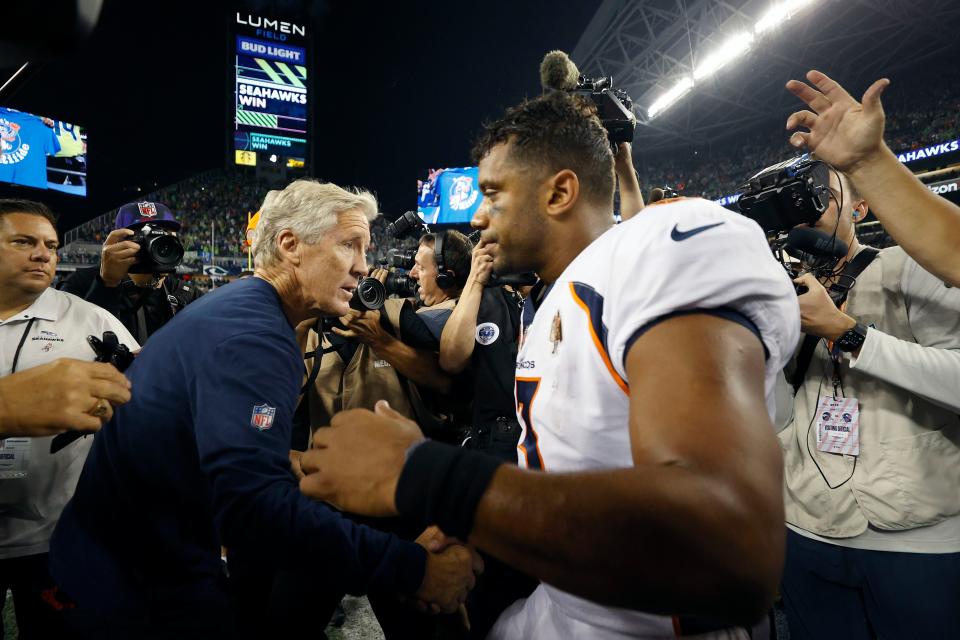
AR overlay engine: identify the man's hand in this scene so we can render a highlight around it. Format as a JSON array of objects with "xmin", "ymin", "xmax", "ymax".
[
  {"xmin": 414, "ymin": 543, "xmax": 480, "ymax": 614},
  {"xmin": 785, "ymin": 70, "xmax": 890, "ymax": 174},
  {"xmin": 794, "ymin": 273, "xmax": 856, "ymax": 340},
  {"xmin": 613, "ymin": 142, "xmax": 644, "ymax": 220},
  {"xmin": 289, "ymin": 450, "xmax": 305, "ymax": 481},
  {"xmin": 100, "ymin": 229, "xmax": 140, "ymax": 287},
  {"xmin": 299, "ymin": 400, "xmax": 423, "ymax": 516},
  {"xmin": 467, "ymin": 241, "xmax": 495, "ymax": 288},
  {"xmin": 0, "ymin": 359, "xmax": 132, "ymax": 437},
  {"xmin": 332, "ymin": 309, "xmax": 390, "ymax": 348},
  {"xmin": 614, "ymin": 141, "xmax": 633, "ymax": 173},
  {"xmin": 370, "ymin": 267, "xmax": 389, "ymax": 285}
]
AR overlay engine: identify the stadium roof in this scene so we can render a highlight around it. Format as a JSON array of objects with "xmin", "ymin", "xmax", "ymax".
[{"xmin": 572, "ymin": 0, "xmax": 960, "ymax": 152}]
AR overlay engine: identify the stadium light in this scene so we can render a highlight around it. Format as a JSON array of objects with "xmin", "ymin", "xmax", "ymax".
[
  {"xmin": 755, "ymin": 0, "xmax": 816, "ymax": 35},
  {"xmin": 648, "ymin": 76, "xmax": 694, "ymax": 119},
  {"xmin": 643, "ymin": 0, "xmax": 819, "ymax": 120},
  {"xmin": 692, "ymin": 32, "xmax": 754, "ymax": 81}
]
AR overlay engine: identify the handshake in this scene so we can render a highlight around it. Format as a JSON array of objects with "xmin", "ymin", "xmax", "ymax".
[
  {"xmin": 289, "ymin": 405, "xmax": 484, "ymax": 617},
  {"xmin": 411, "ymin": 525, "xmax": 484, "ymax": 617}
]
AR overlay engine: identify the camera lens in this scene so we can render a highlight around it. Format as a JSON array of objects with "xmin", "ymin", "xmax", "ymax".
[
  {"xmin": 352, "ymin": 277, "xmax": 386, "ymax": 310},
  {"xmin": 386, "ymin": 211, "xmax": 427, "ymax": 239},
  {"xmin": 390, "ymin": 250, "xmax": 415, "ymax": 271},
  {"xmin": 149, "ymin": 235, "xmax": 185, "ymax": 267},
  {"xmin": 385, "ymin": 272, "xmax": 416, "ymax": 298}
]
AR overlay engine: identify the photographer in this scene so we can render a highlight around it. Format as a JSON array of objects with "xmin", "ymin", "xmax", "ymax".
[
  {"xmin": 774, "ymin": 167, "xmax": 960, "ymax": 639},
  {"xmin": 0, "ymin": 199, "xmax": 137, "ymax": 638},
  {"xmin": 409, "ymin": 230, "xmax": 472, "ymax": 335},
  {"xmin": 61, "ymin": 201, "xmax": 200, "ymax": 344},
  {"xmin": 301, "ymin": 264, "xmax": 455, "ymax": 432}
]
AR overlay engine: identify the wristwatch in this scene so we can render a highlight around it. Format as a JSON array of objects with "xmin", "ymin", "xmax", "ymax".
[{"xmin": 835, "ymin": 322, "xmax": 869, "ymax": 352}]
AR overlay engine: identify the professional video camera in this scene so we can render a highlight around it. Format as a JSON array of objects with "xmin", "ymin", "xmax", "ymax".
[
  {"xmin": 737, "ymin": 154, "xmax": 832, "ymax": 235},
  {"xmin": 127, "ymin": 223, "xmax": 185, "ymax": 274},
  {"xmin": 386, "ymin": 210, "xmax": 429, "ymax": 239},
  {"xmin": 738, "ymin": 155, "xmax": 851, "ymax": 296},
  {"xmin": 540, "ymin": 50, "xmax": 637, "ymax": 144}
]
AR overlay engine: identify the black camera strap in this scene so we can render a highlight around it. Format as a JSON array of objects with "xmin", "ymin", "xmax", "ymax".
[
  {"xmin": 791, "ymin": 247, "xmax": 879, "ymax": 393},
  {"xmin": 300, "ymin": 321, "xmax": 339, "ymax": 396}
]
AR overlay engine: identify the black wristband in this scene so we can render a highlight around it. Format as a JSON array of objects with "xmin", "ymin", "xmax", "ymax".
[{"xmin": 395, "ymin": 440, "xmax": 502, "ymax": 540}]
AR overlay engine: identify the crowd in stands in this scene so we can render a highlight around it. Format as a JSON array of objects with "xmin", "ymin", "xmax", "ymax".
[{"xmin": 636, "ymin": 68, "xmax": 960, "ymax": 200}]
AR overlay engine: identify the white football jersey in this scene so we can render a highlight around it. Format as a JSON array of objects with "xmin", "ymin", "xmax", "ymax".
[{"xmin": 493, "ymin": 198, "xmax": 800, "ymax": 639}]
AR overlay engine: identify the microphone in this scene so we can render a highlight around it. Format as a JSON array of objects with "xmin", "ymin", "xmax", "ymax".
[
  {"xmin": 785, "ymin": 227, "xmax": 848, "ymax": 261},
  {"xmin": 540, "ymin": 50, "xmax": 580, "ymax": 92}
]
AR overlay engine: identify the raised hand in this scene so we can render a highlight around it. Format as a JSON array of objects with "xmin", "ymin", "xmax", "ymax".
[{"xmin": 785, "ymin": 70, "xmax": 890, "ymax": 173}]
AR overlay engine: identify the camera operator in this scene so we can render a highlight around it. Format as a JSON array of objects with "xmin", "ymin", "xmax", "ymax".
[
  {"xmin": 772, "ymin": 167, "xmax": 960, "ymax": 639},
  {"xmin": 0, "ymin": 199, "xmax": 137, "ymax": 638},
  {"xmin": 61, "ymin": 201, "xmax": 200, "ymax": 344},
  {"xmin": 786, "ymin": 69, "xmax": 960, "ymax": 287}
]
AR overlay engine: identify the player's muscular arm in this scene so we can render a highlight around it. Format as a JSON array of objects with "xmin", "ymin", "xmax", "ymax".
[{"xmin": 469, "ymin": 314, "xmax": 783, "ymax": 624}]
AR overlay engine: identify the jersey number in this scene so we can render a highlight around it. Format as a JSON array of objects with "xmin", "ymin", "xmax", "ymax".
[{"xmin": 516, "ymin": 377, "xmax": 544, "ymax": 470}]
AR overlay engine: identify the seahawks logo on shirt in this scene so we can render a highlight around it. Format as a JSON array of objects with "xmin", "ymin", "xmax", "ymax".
[{"xmin": 0, "ymin": 119, "xmax": 29, "ymax": 164}]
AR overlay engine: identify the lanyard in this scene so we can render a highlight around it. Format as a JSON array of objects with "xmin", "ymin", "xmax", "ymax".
[{"xmin": 10, "ymin": 317, "xmax": 37, "ymax": 374}]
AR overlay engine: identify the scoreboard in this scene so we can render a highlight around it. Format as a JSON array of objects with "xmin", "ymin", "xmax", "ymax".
[{"xmin": 233, "ymin": 13, "xmax": 310, "ymax": 169}]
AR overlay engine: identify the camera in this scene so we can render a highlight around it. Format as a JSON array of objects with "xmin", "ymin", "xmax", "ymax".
[
  {"xmin": 128, "ymin": 224, "xmax": 185, "ymax": 274},
  {"xmin": 739, "ymin": 154, "xmax": 850, "ymax": 298},
  {"xmin": 319, "ymin": 277, "xmax": 387, "ymax": 333},
  {"xmin": 571, "ymin": 75, "xmax": 637, "ymax": 144},
  {"xmin": 385, "ymin": 271, "xmax": 417, "ymax": 298},
  {"xmin": 386, "ymin": 211, "xmax": 429, "ymax": 239},
  {"xmin": 390, "ymin": 249, "xmax": 416, "ymax": 271},
  {"xmin": 737, "ymin": 154, "xmax": 832, "ymax": 234}
]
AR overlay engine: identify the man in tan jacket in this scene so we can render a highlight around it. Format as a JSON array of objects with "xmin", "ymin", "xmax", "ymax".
[{"xmin": 780, "ymin": 71, "xmax": 960, "ymax": 639}]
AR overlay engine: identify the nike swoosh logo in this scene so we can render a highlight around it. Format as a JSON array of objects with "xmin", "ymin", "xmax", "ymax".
[{"xmin": 670, "ymin": 221, "xmax": 725, "ymax": 241}]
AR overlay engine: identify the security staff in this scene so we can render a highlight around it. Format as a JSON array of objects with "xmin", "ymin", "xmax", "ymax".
[
  {"xmin": 0, "ymin": 199, "xmax": 137, "ymax": 638},
  {"xmin": 439, "ymin": 239, "xmax": 523, "ymax": 463},
  {"xmin": 61, "ymin": 201, "xmax": 200, "ymax": 344},
  {"xmin": 49, "ymin": 180, "xmax": 479, "ymax": 638}
]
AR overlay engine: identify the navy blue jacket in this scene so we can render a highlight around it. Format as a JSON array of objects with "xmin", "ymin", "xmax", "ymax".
[{"xmin": 50, "ymin": 278, "xmax": 425, "ymax": 630}]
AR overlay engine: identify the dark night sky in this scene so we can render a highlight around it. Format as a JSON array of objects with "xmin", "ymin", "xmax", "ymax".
[{"xmin": 0, "ymin": 0, "xmax": 603, "ymax": 232}]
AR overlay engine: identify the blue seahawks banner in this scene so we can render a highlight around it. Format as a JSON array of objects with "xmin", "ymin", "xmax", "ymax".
[
  {"xmin": 895, "ymin": 138, "xmax": 959, "ymax": 165},
  {"xmin": 426, "ymin": 167, "xmax": 482, "ymax": 224}
]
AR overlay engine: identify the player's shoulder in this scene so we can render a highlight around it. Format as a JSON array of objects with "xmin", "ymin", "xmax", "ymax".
[
  {"xmin": 580, "ymin": 197, "xmax": 765, "ymax": 268},
  {"xmin": 625, "ymin": 197, "xmax": 761, "ymax": 242}
]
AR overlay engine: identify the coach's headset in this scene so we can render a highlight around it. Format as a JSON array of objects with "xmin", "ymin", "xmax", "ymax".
[{"xmin": 433, "ymin": 230, "xmax": 457, "ymax": 290}]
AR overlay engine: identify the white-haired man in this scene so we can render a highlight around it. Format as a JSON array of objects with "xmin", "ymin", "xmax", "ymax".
[{"xmin": 49, "ymin": 180, "xmax": 478, "ymax": 637}]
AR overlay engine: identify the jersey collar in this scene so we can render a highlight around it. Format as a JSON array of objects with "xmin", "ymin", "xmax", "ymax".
[{"xmin": 1, "ymin": 288, "xmax": 60, "ymax": 324}]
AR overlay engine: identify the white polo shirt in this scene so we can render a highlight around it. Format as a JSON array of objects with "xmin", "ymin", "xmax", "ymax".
[{"xmin": 0, "ymin": 287, "xmax": 137, "ymax": 559}]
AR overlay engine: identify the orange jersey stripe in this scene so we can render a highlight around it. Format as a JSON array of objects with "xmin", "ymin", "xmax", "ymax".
[{"xmin": 569, "ymin": 283, "xmax": 629, "ymax": 395}]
